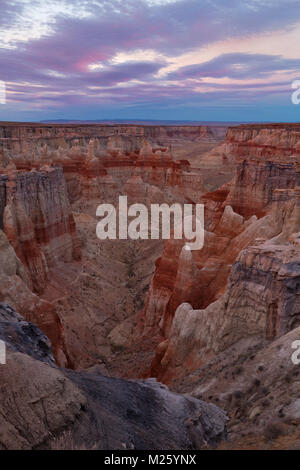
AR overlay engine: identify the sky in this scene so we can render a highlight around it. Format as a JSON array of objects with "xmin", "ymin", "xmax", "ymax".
[{"xmin": 0, "ymin": 0, "xmax": 300, "ymax": 122}]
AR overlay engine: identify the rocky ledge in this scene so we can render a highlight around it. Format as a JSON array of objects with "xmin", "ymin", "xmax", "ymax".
[{"xmin": 0, "ymin": 304, "xmax": 227, "ymax": 450}]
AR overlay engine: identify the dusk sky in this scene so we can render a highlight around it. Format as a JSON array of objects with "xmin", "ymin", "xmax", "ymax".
[{"xmin": 0, "ymin": 0, "xmax": 300, "ymax": 122}]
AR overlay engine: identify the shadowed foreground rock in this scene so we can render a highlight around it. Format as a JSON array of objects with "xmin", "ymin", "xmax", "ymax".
[
  {"xmin": 0, "ymin": 303, "xmax": 54, "ymax": 365},
  {"xmin": 0, "ymin": 304, "xmax": 227, "ymax": 450}
]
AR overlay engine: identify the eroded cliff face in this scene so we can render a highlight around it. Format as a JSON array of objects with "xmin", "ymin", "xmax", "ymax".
[
  {"xmin": 0, "ymin": 228, "xmax": 67, "ymax": 365},
  {"xmin": 197, "ymin": 123, "xmax": 300, "ymax": 191},
  {"xmin": 0, "ymin": 122, "xmax": 225, "ymax": 202},
  {"xmin": 0, "ymin": 122, "xmax": 219, "ymax": 371},
  {"xmin": 151, "ymin": 229, "xmax": 300, "ymax": 383},
  {"xmin": 138, "ymin": 175, "xmax": 296, "ymax": 348},
  {"xmin": 225, "ymin": 158, "xmax": 299, "ymax": 218},
  {"xmin": 0, "ymin": 162, "xmax": 83, "ymax": 366},
  {"xmin": 0, "ymin": 122, "xmax": 227, "ymax": 146},
  {"xmin": 0, "ymin": 122, "xmax": 299, "ymax": 449},
  {"xmin": 226, "ymin": 123, "xmax": 300, "ymax": 158},
  {"xmin": 173, "ymin": 324, "xmax": 300, "ymax": 450},
  {"xmin": 111, "ymin": 124, "xmax": 300, "ymax": 383},
  {"xmin": 0, "ymin": 304, "xmax": 228, "ymax": 450},
  {"xmin": 2, "ymin": 167, "xmax": 81, "ymax": 293}
]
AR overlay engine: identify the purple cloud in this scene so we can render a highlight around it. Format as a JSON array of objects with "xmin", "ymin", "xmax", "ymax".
[
  {"xmin": 167, "ymin": 53, "xmax": 300, "ymax": 80},
  {"xmin": 0, "ymin": 0, "xmax": 300, "ymax": 121}
]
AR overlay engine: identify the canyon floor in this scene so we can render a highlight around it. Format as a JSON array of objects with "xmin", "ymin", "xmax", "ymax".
[{"xmin": 0, "ymin": 122, "xmax": 299, "ymax": 450}]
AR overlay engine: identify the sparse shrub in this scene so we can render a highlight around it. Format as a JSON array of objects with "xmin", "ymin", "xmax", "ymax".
[
  {"xmin": 111, "ymin": 342, "xmax": 125, "ymax": 353},
  {"xmin": 263, "ymin": 421, "xmax": 285, "ymax": 441},
  {"xmin": 50, "ymin": 430, "xmax": 99, "ymax": 450},
  {"xmin": 284, "ymin": 373, "xmax": 292, "ymax": 384},
  {"xmin": 233, "ymin": 390, "xmax": 243, "ymax": 400},
  {"xmin": 234, "ymin": 365, "xmax": 244, "ymax": 375},
  {"xmin": 237, "ymin": 352, "xmax": 248, "ymax": 364},
  {"xmin": 226, "ymin": 394, "xmax": 233, "ymax": 405}
]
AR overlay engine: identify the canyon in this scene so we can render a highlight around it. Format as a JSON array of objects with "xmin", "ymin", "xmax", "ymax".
[{"xmin": 0, "ymin": 121, "xmax": 299, "ymax": 450}]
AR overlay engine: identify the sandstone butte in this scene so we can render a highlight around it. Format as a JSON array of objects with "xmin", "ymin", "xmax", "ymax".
[{"xmin": 0, "ymin": 121, "xmax": 299, "ymax": 450}]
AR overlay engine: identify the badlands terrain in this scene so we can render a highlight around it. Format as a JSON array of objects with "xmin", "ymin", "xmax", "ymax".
[{"xmin": 0, "ymin": 121, "xmax": 299, "ymax": 450}]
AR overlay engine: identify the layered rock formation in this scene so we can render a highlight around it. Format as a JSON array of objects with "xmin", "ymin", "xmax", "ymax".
[
  {"xmin": 111, "ymin": 125, "xmax": 300, "ymax": 383},
  {"xmin": 0, "ymin": 122, "xmax": 224, "ymax": 202},
  {"xmin": 0, "ymin": 121, "xmax": 299, "ymax": 450},
  {"xmin": 174, "ymin": 323, "xmax": 300, "ymax": 450},
  {"xmin": 0, "ymin": 122, "xmax": 227, "ymax": 147},
  {"xmin": 197, "ymin": 123, "xmax": 300, "ymax": 191},
  {"xmin": 0, "ymin": 304, "xmax": 227, "ymax": 450},
  {"xmin": 0, "ymin": 122, "xmax": 217, "ymax": 372},
  {"xmin": 150, "ymin": 231, "xmax": 300, "ymax": 383},
  {"xmin": 0, "ymin": 227, "xmax": 67, "ymax": 365},
  {"xmin": 0, "ymin": 163, "xmax": 83, "ymax": 366},
  {"xmin": 1, "ymin": 167, "xmax": 81, "ymax": 293},
  {"xmin": 226, "ymin": 123, "xmax": 300, "ymax": 158}
]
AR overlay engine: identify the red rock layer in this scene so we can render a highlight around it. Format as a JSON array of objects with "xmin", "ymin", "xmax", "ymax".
[
  {"xmin": 1, "ymin": 167, "xmax": 81, "ymax": 293},
  {"xmin": 226, "ymin": 123, "xmax": 300, "ymax": 158},
  {"xmin": 152, "ymin": 213, "xmax": 300, "ymax": 383},
  {"xmin": 0, "ymin": 128, "xmax": 206, "ymax": 205},
  {"xmin": 0, "ymin": 123, "xmax": 227, "ymax": 202},
  {"xmin": 0, "ymin": 121, "xmax": 227, "ymax": 143},
  {"xmin": 0, "ymin": 167, "xmax": 82, "ymax": 366},
  {"xmin": 132, "ymin": 128, "xmax": 300, "ymax": 379},
  {"xmin": 0, "ymin": 124, "xmax": 211, "ymax": 372},
  {"xmin": 0, "ymin": 228, "xmax": 68, "ymax": 366}
]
